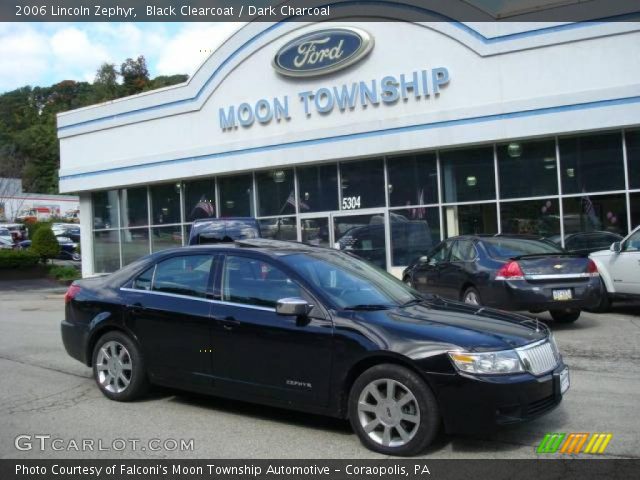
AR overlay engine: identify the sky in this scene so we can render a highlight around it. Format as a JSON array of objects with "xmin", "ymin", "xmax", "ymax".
[{"xmin": 0, "ymin": 22, "xmax": 243, "ymax": 94}]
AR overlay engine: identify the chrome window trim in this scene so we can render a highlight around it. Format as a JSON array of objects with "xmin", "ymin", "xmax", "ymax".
[{"xmin": 119, "ymin": 287, "xmax": 276, "ymax": 312}]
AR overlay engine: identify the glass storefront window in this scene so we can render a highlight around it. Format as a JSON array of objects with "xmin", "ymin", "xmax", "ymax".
[
  {"xmin": 92, "ymin": 190, "xmax": 119, "ymax": 230},
  {"xmin": 121, "ymin": 229, "xmax": 150, "ymax": 265},
  {"xmin": 151, "ymin": 226, "xmax": 183, "ymax": 253},
  {"xmin": 93, "ymin": 231, "xmax": 120, "ymax": 273},
  {"xmin": 150, "ymin": 183, "xmax": 181, "ymax": 225},
  {"xmin": 560, "ymin": 132, "xmax": 624, "ymax": 194},
  {"xmin": 631, "ymin": 193, "xmax": 640, "ymax": 231},
  {"xmin": 256, "ymin": 169, "xmax": 295, "ymax": 217},
  {"xmin": 444, "ymin": 203, "xmax": 497, "ymax": 237},
  {"xmin": 389, "ymin": 208, "xmax": 440, "ymax": 266},
  {"xmin": 258, "ymin": 216, "xmax": 298, "ymax": 240},
  {"xmin": 301, "ymin": 217, "xmax": 330, "ymax": 247},
  {"xmin": 500, "ymin": 199, "xmax": 560, "ymax": 237},
  {"xmin": 340, "ymin": 159, "xmax": 386, "ymax": 210},
  {"xmin": 387, "ymin": 153, "xmax": 438, "ymax": 207},
  {"xmin": 441, "ymin": 146, "xmax": 495, "ymax": 203},
  {"xmin": 219, "ymin": 174, "xmax": 254, "ymax": 217},
  {"xmin": 334, "ymin": 214, "xmax": 387, "ymax": 269},
  {"xmin": 296, "ymin": 164, "xmax": 338, "ymax": 213},
  {"xmin": 498, "ymin": 140, "xmax": 558, "ymax": 199},
  {"xmin": 119, "ymin": 187, "xmax": 148, "ymax": 228},
  {"xmin": 562, "ymin": 194, "xmax": 628, "ymax": 236},
  {"xmin": 626, "ymin": 130, "xmax": 640, "ymax": 190},
  {"xmin": 184, "ymin": 179, "xmax": 216, "ymax": 221}
]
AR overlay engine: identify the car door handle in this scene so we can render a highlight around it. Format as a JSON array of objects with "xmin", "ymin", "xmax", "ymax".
[
  {"xmin": 217, "ymin": 316, "xmax": 241, "ymax": 330},
  {"xmin": 127, "ymin": 303, "xmax": 145, "ymax": 314}
]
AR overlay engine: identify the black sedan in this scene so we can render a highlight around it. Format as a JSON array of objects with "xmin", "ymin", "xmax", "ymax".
[
  {"xmin": 61, "ymin": 239, "xmax": 569, "ymax": 456},
  {"xmin": 403, "ymin": 235, "xmax": 601, "ymax": 323}
]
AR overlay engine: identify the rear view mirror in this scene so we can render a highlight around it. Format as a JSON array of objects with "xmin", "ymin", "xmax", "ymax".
[
  {"xmin": 610, "ymin": 241, "xmax": 621, "ymax": 253},
  {"xmin": 276, "ymin": 297, "xmax": 311, "ymax": 317}
]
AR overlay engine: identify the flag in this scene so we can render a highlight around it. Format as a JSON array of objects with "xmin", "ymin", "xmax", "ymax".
[{"xmin": 411, "ymin": 188, "xmax": 426, "ymax": 219}]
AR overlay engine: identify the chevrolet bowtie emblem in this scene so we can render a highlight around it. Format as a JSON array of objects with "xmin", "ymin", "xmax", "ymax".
[{"xmin": 554, "ymin": 264, "xmax": 563, "ymax": 269}]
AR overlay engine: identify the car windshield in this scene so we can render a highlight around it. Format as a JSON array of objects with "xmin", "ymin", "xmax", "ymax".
[
  {"xmin": 483, "ymin": 238, "xmax": 563, "ymax": 258},
  {"xmin": 280, "ymin": 251, "xmax": 418, "ymax": 309}
]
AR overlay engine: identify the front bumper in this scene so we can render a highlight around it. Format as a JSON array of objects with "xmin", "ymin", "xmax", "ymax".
[
  {"xmin": 431, "ymin": 361, "xmax": 568, "ymax": 434},
  {"xmin": 486, "ymin": 278, "xmax": 601, "ymax": 311}
]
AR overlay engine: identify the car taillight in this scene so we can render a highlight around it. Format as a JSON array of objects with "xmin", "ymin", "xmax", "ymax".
[
  {"xmin": 64, "ymin": 284, "xmax": 81, "ymax": 303},
  {"xmin": 496, "ymin": 260, "xmax": 525, "ymax": 280},
  {"xmin": 586, "ymin": 259, "xmax": 599, "ymax": 276}
]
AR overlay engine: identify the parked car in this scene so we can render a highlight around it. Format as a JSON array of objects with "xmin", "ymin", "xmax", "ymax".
[
  {"xmin": 0, "ymin": 237, "xmax": 15, "ymax": 249},
  {"xmin": 402, "ymin": 235, "xmax": 602, "ymax": 323},
  {"xmin": 589, "ymin": 225, "xmax": 640, "ymax": 311},
  {"xmin": 0, "ymin": 227, "xmax": 12, "ymax": 244},
  {"xmin": 61, "ymin": 239, "xmax": 570, "ymax": 456},
  {"xmin": 0, "ymin": 223, "xmax": 28, "ymax": 242},
  {"xmin": 52, "ymin": 223, "xmax": 81, "ymax": 242},
  {"xmin": 18, "ymin": 237, "xmax": 81, "ymax": 261},
  {"xmin": 188, "ymin": 217, "xmax": 261, "ymax": 245},
  {"xmin": 547, "ymin": 231, "xmax": 623, "ymax": 256}
]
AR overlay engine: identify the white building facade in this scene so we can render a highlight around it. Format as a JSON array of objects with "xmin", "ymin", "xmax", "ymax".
[{"xmin": 57, "ymin": 15, "xmax": 640, "ymax": 278}]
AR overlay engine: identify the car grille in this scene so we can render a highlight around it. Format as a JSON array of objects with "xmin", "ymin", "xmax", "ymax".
[{"xmin": 516, "ymin": 340, "xmax": 559, "ymax": 375}]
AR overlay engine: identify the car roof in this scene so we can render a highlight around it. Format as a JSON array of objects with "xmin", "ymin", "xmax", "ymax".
[
  {"xmin": 151, "ymin": 239, "xmax": 324, "ymax": 258},
  {"xmin": 446, "ymin": 233, "xmax": 546, "ymax": 242},
  {"xmin": 192, "ymin": 217, "xmax": 258, "ymax": 224}
]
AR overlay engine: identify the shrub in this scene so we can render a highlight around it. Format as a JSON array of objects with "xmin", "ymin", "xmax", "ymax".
[
  {"xmin": 26, "ymin": 221, "xmax": 52, "ymax": 239},
  {"xmin": 47, "ymin": 265, "xmax": 81, "ymax": 281},
  {"xmin": 31, "ymin": 226, "xmax": 60, "ymax": 263},
  {"xmin": 0, "ymin": 249, "xmax": 40, "ymax": 269}
]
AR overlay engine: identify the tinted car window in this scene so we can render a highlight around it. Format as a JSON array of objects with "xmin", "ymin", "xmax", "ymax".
[
  {"xmin": 222, "ymin": 255, "xmax": 302, "ymax": 308},
  {"xmin": 133, "ymin": 266, "xmax": 155, "ymax": 291},
  {"xmin": 588, "ymin": 233, "xmax": 620, "ymax": 251},
  {"xmin": 152, "ymin": 255, "xmax": 213, "ymax": 298},
  {"xmin": 281, "ymin": 252, "xmax": 416, "ymax": 309},
  {"xmin": 450, "ymin": 240, "xmax": 476, "ymax": 262},
  {"xmin": 483, "ymin": 238, "xmax": 562, "ymax": 258}
]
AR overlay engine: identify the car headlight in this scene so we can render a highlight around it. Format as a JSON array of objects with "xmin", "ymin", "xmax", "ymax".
[{"xmin": 448, "ymin": 349, "xmax": 525, "ymax": 375}]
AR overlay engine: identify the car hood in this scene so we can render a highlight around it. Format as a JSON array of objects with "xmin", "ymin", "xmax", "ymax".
[{"xmin": 345, "ymin": 298, "xmax": 548, "ymax": 356}]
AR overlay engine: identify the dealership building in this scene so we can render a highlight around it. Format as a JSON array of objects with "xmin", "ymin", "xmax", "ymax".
[{"xmin": 57, "ymin": 13, "xmax": 640, "ymax": 278}]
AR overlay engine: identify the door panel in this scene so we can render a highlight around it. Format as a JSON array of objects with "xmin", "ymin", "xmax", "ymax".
[
  {"xmin": 211, "ymin": 254, "xmax": 333, "ymax": 406},
  {"xmin": 610, "ymin": 230, "xmax": 640, "ymax": 294}
]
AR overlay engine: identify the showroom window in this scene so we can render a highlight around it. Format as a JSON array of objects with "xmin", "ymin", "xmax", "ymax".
[
  {"xmin": 121, "ymin": 229, "xmax": 150, "ymax": 266},
  {"xmin": 559, "ymin": 132, "xmax": 625, "ymax": 194},
  {"xmin": 256, "ymin": 169, "xmax": 295, "ymax": 217},
  {"xmin": 340, "ymin": 159, "xmax": 386, "ymax": 209},
  {"xmin": 296, "ymin": 164, "xmax": 338, "ymax": 213},
  {"xmin": 498, "ymin": 139, "xmax": 558, "ymax": 199},
  {"xmin": 258, "ymin": 217, "xmax": 298, "ymax": 241},
  {"xmin": 500, "ymin": 199, "xmax": 560, "ymax": 237},
  {"xmin": 92, "ymin": 190, "xmax": 119, "ymax": 230},
  {"xmin": 444, "ymin": 203, "xmax": 497, "ymax": 237},
  {"xmin": 441, "ymin": 146, "xmax": 496, "ymax": 203},
  {"xmin": 562, "ymin": 194, "xmax": 627, "ymax": 235},
  {"xmin": 151, "ymin": 226, "xmax": 183, "ymax": 253},
  {"xmin": 93, "ymin": 231, "xmax": 121, "ymax": 273},
  {"xmin": 626, "ymin": 129, "xmax": 640, "ymax": 190},
  {"xmin": 218, "ymin": 174, "xmax": 254, "ymax": 217},
  {"xmin": 387, "ymin": 153, "xmax": 438, "ymax": 207},
  {"xmin": 334, "ymin": 213, "xmax": 387, "ymax": 269},
  {"xmin": 119, "ymin": 187, "xmax": 148, "ymax": 228},
  {"xmin": 150, "ymin": 183, "xmax": 181, "ymax": 225},
  {"xmin": 184, "ymin": 179, "xmax": 216, "ymax": 222},
  {"xmin": 389, "ymin": 208, "xmax": 440, "ymax": 266}
]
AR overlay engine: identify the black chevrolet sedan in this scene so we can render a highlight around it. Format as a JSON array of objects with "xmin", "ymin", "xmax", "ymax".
[
  {"xmin": 62, "ymin": 240, "xmax": 569, "ymax": 456},
  {"xmin": 403, "ymin": 235, "xmax": 602, "ymax": 323}
]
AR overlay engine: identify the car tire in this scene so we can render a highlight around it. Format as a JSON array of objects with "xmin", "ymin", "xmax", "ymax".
[
  {"xmin": 588, "ymin": 281, "xmax": 611, "ymax": 313},
  {"xmin": 348, "ymin": 364, "xmax": 440, "ymax": 456},
  {"xmin": 462, "ymin": 286, "xmax": 482, "ymax": 306},
  {"xmin": 549, "ymin": 309, "xmax": 581, "ymax": 323},
  {"xmin": 92, "ymin": 331, "xmax": 149, "ymax": 401}
]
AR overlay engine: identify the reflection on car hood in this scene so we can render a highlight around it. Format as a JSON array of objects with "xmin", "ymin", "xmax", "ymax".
[{"xmin": 350, "ymin": 298, "xmax": 548, "ymax": 354}]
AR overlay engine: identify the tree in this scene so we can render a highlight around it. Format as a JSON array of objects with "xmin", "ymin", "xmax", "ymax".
[
  {"xmin": 94, "ymin": 63, "xmax": 119, "ymax": 101},
  {"xmin": 120, "ymin": 56, "xmax": 149, "ymax": 95},
  {"xmin": 31, "ymin": 226, "xmax": 60, "ymax": 263}
]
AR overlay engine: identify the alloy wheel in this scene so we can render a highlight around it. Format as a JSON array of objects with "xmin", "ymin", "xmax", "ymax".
[
  {"xmin": 464, "ymin": 290, "xmax": 480, "ymax": 305},
  {"xmin": 95, "ymin": 340, "xmax": 133, "ymax": 393},
  {"xmin": 357, "ymin": 378, "xmax": 421, "ymax": 447}
]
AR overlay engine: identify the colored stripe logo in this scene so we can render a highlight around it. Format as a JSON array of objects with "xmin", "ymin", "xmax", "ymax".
[{"xmin": 537, "ymin": 433, "xmax": 612, "ymax": 454}]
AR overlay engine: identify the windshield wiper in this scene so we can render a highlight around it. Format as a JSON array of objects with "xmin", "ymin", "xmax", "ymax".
[
  {"xmin": 343, "ymin": 304, "xmax": 393, "ymax": 311},
  {"xmin": 400, "ymin": 298, "xmax": 422, "ymax": 307}
]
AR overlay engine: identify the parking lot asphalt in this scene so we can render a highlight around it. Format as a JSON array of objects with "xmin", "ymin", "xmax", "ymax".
[{"xmin": 0, "ymin": 279, "xmax": 639, "ymax": 459}]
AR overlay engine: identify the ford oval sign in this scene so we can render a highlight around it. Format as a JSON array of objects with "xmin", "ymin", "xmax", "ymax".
[{"xmin": 273, "ymin": 27, "xmax": 374, "ymax": 78}]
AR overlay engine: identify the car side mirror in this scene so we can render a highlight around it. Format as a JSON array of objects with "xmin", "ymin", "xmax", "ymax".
[
  {"xmin": 610, "ymin": 241, "xmax": 621, "ymax": 253},
  {"xmin": 276, "ymin": 297, "xmax": 311, "ymax": 317},
  {"xmin": 419, "ymin": 255, "xmax": 429, "ymax": 263}
]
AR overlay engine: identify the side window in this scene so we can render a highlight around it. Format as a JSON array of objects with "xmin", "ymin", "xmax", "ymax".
[
  {"xmin": 450, "ymin": 240, "xmax": 476, "ymax": 262},
  {"xmin": 152, "ymin": 255, "xmax": 213, "ymax": 298},
  {"xmin": 133, "ymin": 265, "xmax": 155, "ymax": 291},
  {"xmin": 429, "ymin": 241, "xmax": 451, "ymax": 264},
  {"xmin": 222, "ymin": 255, "xmax": 303, "ymax": 308},
  {"xmin": 623, "ymin": 230, "xmax": 640, "ymax": 252}
]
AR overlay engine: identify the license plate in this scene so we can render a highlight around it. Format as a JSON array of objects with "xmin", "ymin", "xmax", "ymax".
[
  {"xmin": 553, "ymin": 289, "xmax": 573, "ymax": 301},
  {"xmin": 560, "ymin": 367, "xmax": 570, "ymax": 394}
]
